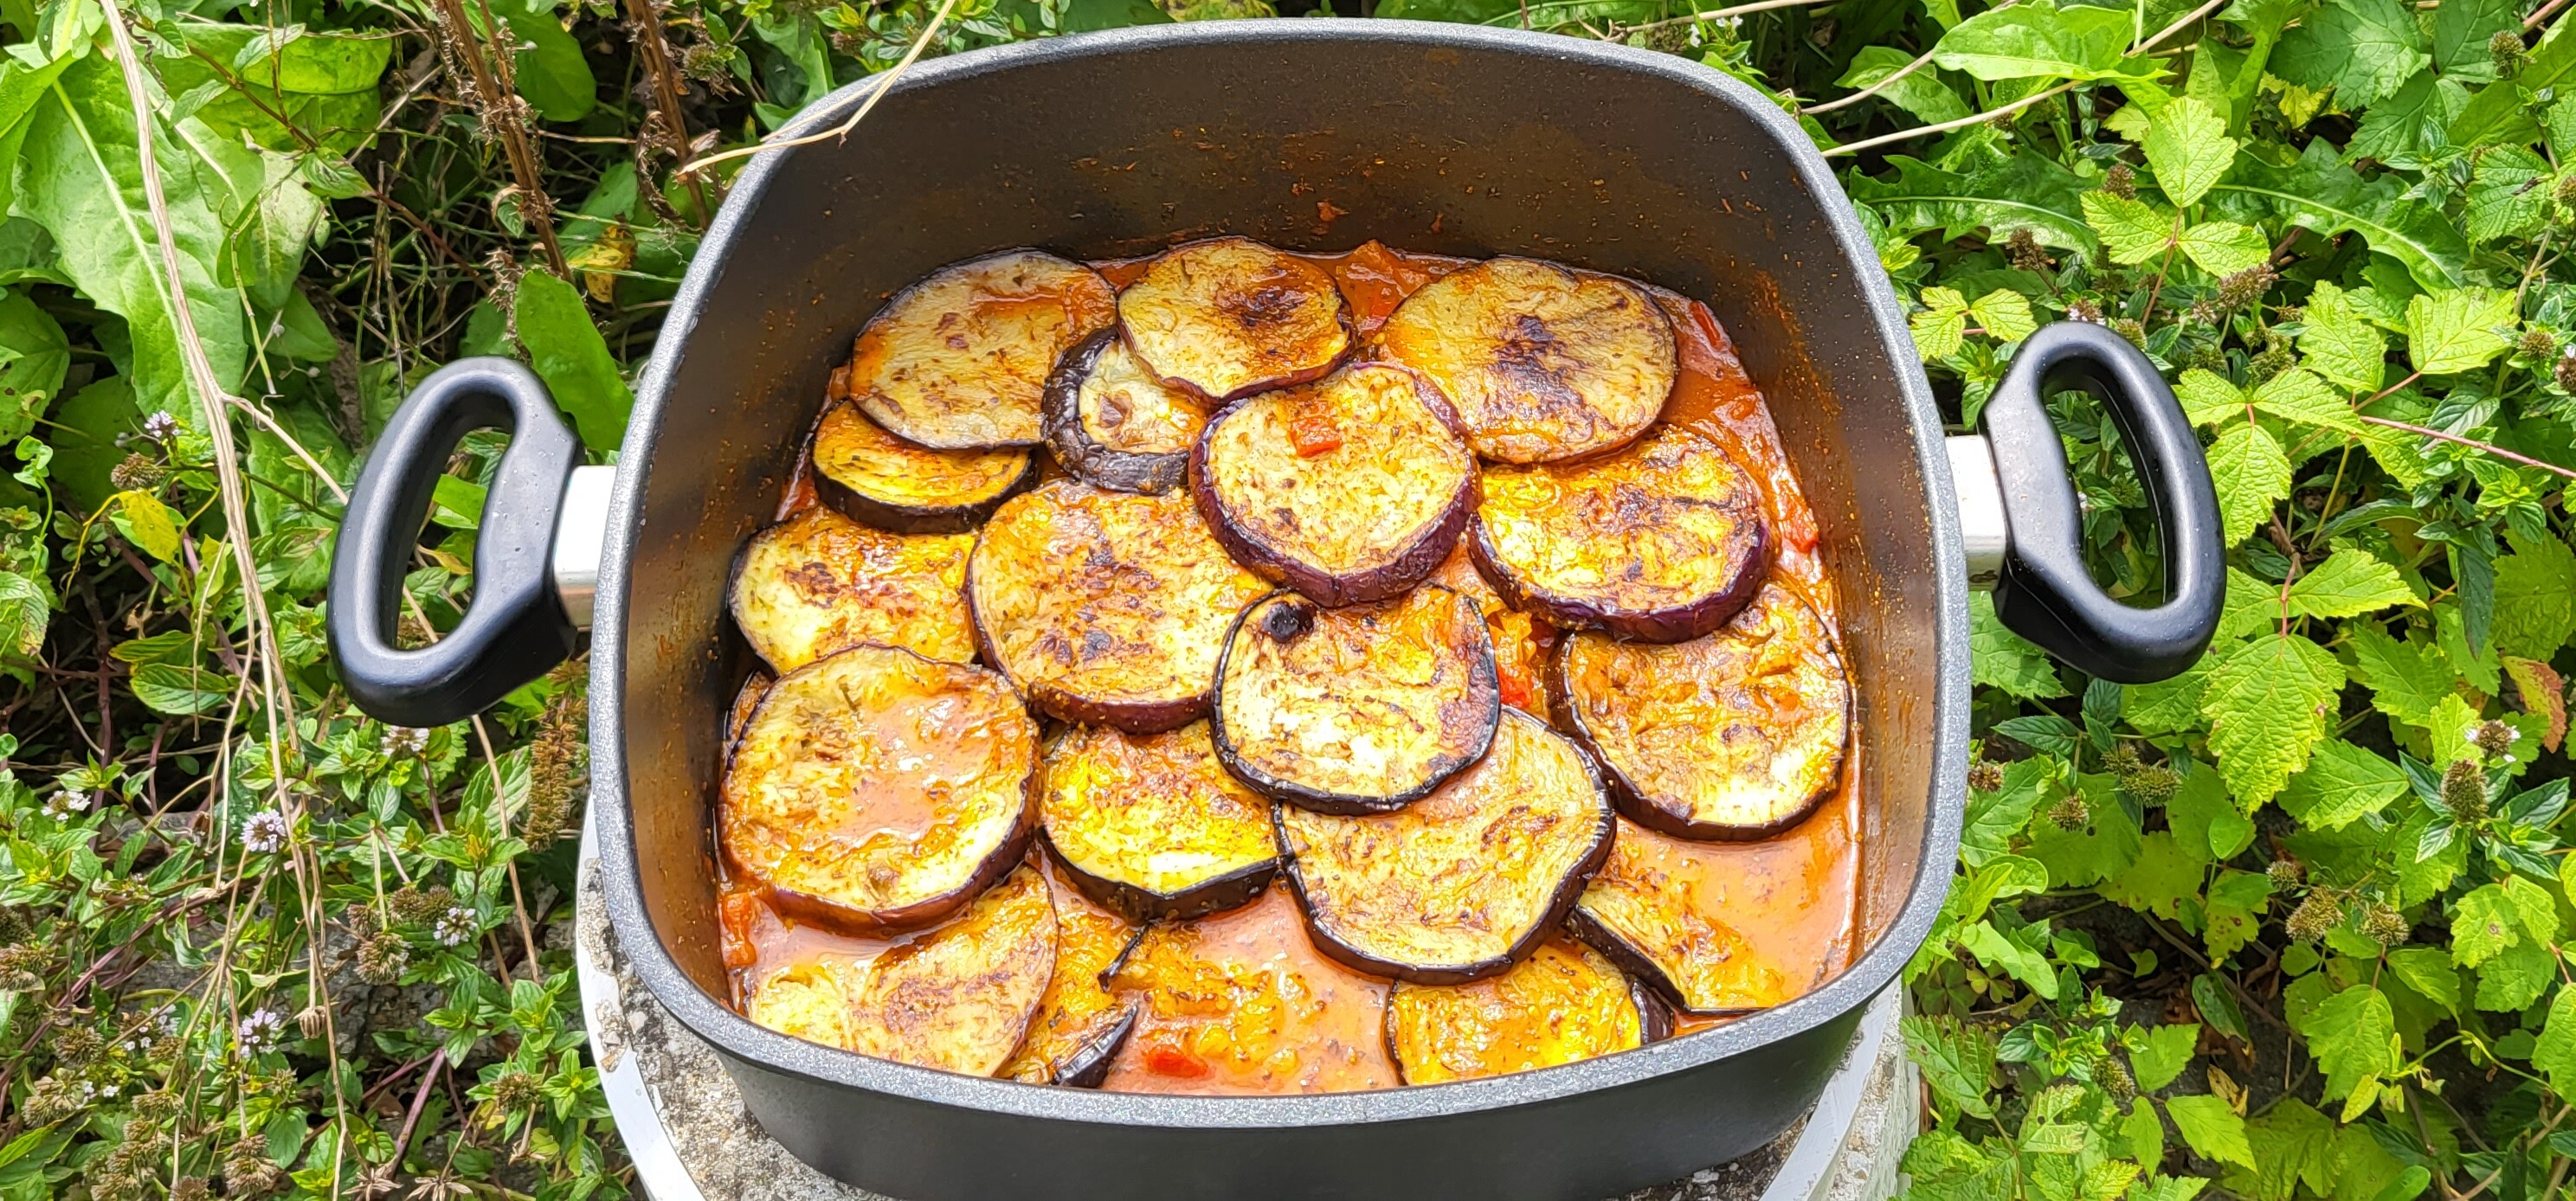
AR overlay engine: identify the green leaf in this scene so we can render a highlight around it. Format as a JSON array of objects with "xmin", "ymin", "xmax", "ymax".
[
  {"xmin": 2207, "ymin": 422, "xmax": 2293, "ymax": 544},
  {"xmin": 2169, "ymin": 760, "xmax": 2256, "ymax": 859},
  {"xmin": 1903, "ymin": 1016, "xmax": 1998, "ymax": 1120},
  {"xmin": 2405, "ymin": 286, "xmax": 2519, "ymax": 375},
  {"xmin": 2203, "ymin": 868, "xmax": 2275, "ymax": 962},
  {"xmin": 2451, "ymin": 13, "xmax": 2576, "ymax": 149},
  {"xmin": 2305, "ymin": 984, "xmax": 2399, "ymax": 1102},
  {"xmin": 2387, "ymin": 947, "xmax": 2461, "ymax": 1016},
  {"xmin": 1850, "ymin": 154, "xmax": 2101, "ymax": 255},
  {"xmin": 2166, "ymin": 1095, "xmax": 2257, "ymax": 1168},
  {"xmin": 2289, "ymin": 548, "xmax": 2414, "ymax": 617},
  {"xmin": 479, "ymin": 0, "xmax": 597, "ymax": 121},
  {"xmin": 127, "ymin": 662, "xmax": 228, "ymax": 715},
  {"xmin": 1960, "ymin": 919, "xmax": 2060, "ymax": 999},
  {"xmin": 2474, "ymin": 938, "xmax": 2553, "ymax": 1011},
  {"xmin": 0, "ymin": 569, "xmax": 48, "ymax": 661},
  {"xmin": 114, "ymin": 491, "xmax": 179, "ymax": 562},
  {"xmin": 2145, "ymin": 97, "xmax": 2238, "ymax": 208},
  {"xmin": 2347, "ymin": 624, "xmax": 2450, "ymax": 726},
  {"xmin": 156, "ymin": 24, "xmax": 390, "ymax": 153},
  {"xmin": 2534, "ymin": 989, "xmax": 2576, "ymax": 1102},
  {"xmin": 2348, "ymin": 70, "xmax": 2471, "ymax": 164},
  {"xmin": 1967, "ymin": 289, "xmax": 2036, "ymax": 343},
  {"xmin": 2026, "ymin": 774, "xmax": 2143, "ymax": 887},
  {"xmin": 1912, "ymin": 286, "xmax": 1968, "ymax": 360},
  {"xmin": 2277, "ymin": 740, "xmax": 2410, "ymax": 830},
  {"xmin": 1838, "ymin": 46, "xmax": 1971, "ymax": 125},
  {"xmin": 2101, "ymin": 831, "xmax": 2203, "ymax": 920},
  {"xmin": 2433, "ymin": 0, "xmax": 2519, "ymax": 80},
  {"xmin": 2130, "ymin": 1023, "xmax": 2200, "ymax": 1093},
  {"xmin": 2175, "ymin": 368, "xmax": 2245, "ymax": 427},
  {"xmin": 2492, "ymin": 534, "xmax": 2576, "ymax": 662},
  {"xmin": 1971, "ymin": 592, "xmax": 2069, "ymax": 699},
  {"xmin": 2299, "ymin": 281, "xmax": 2389, "ymax": 393},
  {"xmin": 513, "ymin": 270, "xmax": 633, "ymax": 451},
  {"xmin": 0, "ymin": 287, "xmax": 67, "ymax": 446},
  {"xmin": 2451, "ymin": 883, "xmax": 2521, "ymax": 967},
  {"xmin": 1964, "ymin": 756, "xmax": 2059, "ymax": 862},
  {"xmin": 2250, "ymin": 367, "xmax": 2363, "ymax": 433},
  {"xmin": 2207, "ymin": 140, "xmax": 2467, "ymax": 290},
  {"xmin": 2125, "ymin": 657, "xmax": 2214, "ymax": 735},
  {"xmin": 2503, "ymin": 874, "xmax": 2560, "ymax": 941},
  {"xmin": 45, "ymin": 376, "xmax": 142, "ymax": 518},
  {"xmin": 2465, "ymin": 145, "xmax": 2553, "ymax": 244},
  {"xmin": 2082, "ymin": 191, "xmax": 2178, "ymax": 265},
  {"xmin": 2201, "ymin": 633, "xmax": 2344, "ymax": 805},
  {"xmin": 2177, "ymin": 220, "xmax": 2268, "ymax": 275},
  {"xmin": 2271, "ymin": 0, "xmax": 2431, "ymax": 106},
  {"xmin": 1930, "ymin": 0, "xmax": 2134, "ymax": 81}
]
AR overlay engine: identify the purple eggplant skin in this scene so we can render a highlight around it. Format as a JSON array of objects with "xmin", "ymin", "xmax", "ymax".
[
  {"xmin": 1208, "ymin": 590, "xmax": 1501, "ymax": 816},
  {"xmin": 759, "ymin": 780, "xmax": 1038, "ymax": 937},
  {"xmin": 1049, "ymin": 1005, "xmax": 1142, "ymax": 1089},
  {"xmin": 1037, "ymin": 826, "xmax": 1280, "ymax": 925},
  {"xmin": 1633, "ymin": 978, "xmax": 1677, "ymax": 1043},
  {"xmin": 1187, "ymin": 371, "xmax": 1478, "ymax": 609},
  {"xmin": 1042, "ymin": 330, "xmax": 1194, "ymax": 496},
  {"xmin": 1468, "ymin": 509, "xmax": 1768, "ymax": 645},
  {"xmin": 960, "ymin": 554, "xmax": 1214, "ymax": 736},
  {"xmin": 1561, "ymin": 903, "xmax": 1771, "ymax": 1019},
  {"xmin": 815, "ymin": 452, "xmax": 1038, "ymax": 535}
]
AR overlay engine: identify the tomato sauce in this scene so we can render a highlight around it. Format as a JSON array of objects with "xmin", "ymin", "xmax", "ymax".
[{"xmin": 724, "ymin": 239, "xmax": 1861, "ymax": 1083}]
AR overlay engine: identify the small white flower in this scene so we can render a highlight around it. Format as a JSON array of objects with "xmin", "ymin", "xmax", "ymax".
[
  {"xmin": 380, "ymin": 726, "xmax": 430, "ymax": 757},
  {"xmin": 242, "ymin": 810, "xmax": 290, "ymax": 854},
  {"xmin": 39, "ymin": 789, "xmax": 87, "ymax": 820},
  {"xmin": 235, "ymin": 1009, "xmax": 287, "ymax": 1056},
  {"xmin": 435, "ymin": 906, "xmax": 477, "ymax": 947},
  {"xmin": 140, "ymin": 411, "xmax": 180, "ymax": 441}
]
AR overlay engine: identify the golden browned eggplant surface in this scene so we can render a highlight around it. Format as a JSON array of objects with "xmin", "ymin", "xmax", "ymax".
[{"xmin": 719, "ymin": 242, "xmax": 1857, "ymax": 1093}]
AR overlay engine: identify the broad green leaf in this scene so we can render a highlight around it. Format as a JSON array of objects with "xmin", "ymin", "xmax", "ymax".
[
  {"xmin": 2217, "ymin": 565, "xmax": 2281, "ymax": 641},
  {"xmin": 2169, "ymin": 760, "xmax": 2256, "ymax": 859},
  {"xmin": 0, "ymin": 287, "xmax": 67, "ymax": 446},
  {"xmin": 2492, "ymin": 534, "xmax": 2576, "ymax": 662},
  {"xmin": 1951, "ymin": 853, "xmax": 2049, "ymax": 923},
  {"xmin": 2474, "ymin": 938, "xmax": 2553, "ymax": 1011},
  {"xmin": 2288, "ymin": 548, "xmax": 2415, "ymax": 617},
  {"xmin": 2450, "ymin": 883, "xmax": 2520, "ymax": 967},
  {"xmin": 2026, "ymin": 774, "xmax": 2143, "ymax": 886},
  {"xmin": 2207, "ymin": 140, "xmax": 2467, "ymax": 290},
  {"xmin": 2201, "ymin": 633, "xmax": 2344, "ymax": 805},
  {"xmin": 2166, "ymin": 1095, "xmax": 2256, "ymax": 1168},
  {"xmin": 1959, "ymin": 919, "xmax": 2059, "ymax": 999},
  {"xmin": 2144, "ymin": 97, "xmax": 2237, "ymax": 208},
  {"xmin": 2304, "ymin": 984, "xmax": 2399, "ymax": 1102},
  {"xmin": 2130, "ymin": 1023, "xmax": 2200, "ymax": 1092},
  {"xmin": 1912, "ymin": 286, "xmax": 1968, "ymax": 360},
  {"xmin": 2174, "ymin": 368, "xmax": 2244, "ymax": 427},
  {"xmin": 1837, "ymin": 46, "xmax": 1971, "ymax": 125},
  {"xmin": 2250, "ymin": 367, "xmax": 2363, "ymax": 432},
  {"xmin": 2347, "ymin": 624, "xmax": 2450, "ymax": 725},
  {"xmin": 2534, "ymin": 989, "xmax": 2576, "ymax": 1102},
  {"xmin": 17, "ymin": 55, "xmax": 249, "ymax": 421},
  {"xmin": 128, "ymin": 662, "xmax": 229, "ymax": 715},
  {"xmin": 157, "ymin": 24, "xmax": 390, "ymax": 153},
  {"xmin": 2177, "ymin": 220, "xmax": 2268, "ymax": 275},
  {"xmin": 1903, "ymin": 1016, "xmax": 1998, "ymax": 1120},
  {"xmin": 473, "ymin": 0, "xmax": 599, "ymax": 121},
  {"xmin": 2503, "ymin": 874, "xmax": 2560, "ymax": 941},
  {"xmin": 2405, "ymin": 286, "xmax": 2519, "ymax": 375},
  {"xmin": 2203, "ymin": 868, "xmax": 2274, "ymax": 961},
  {"xmin": 2387, "ymin": 947, "xmax": 2462, "ymax": 1016},
  {"xmin": 2101, "ymin": 831, "xmax": 2202, "ymax": 920},
  {"xmin": 0, "ymin": 54, "xmax": 74, "ymax": 217},
  {"xmin": 1963, "ymin": 756, "xmax": 2059, "ymax": 862},
  {"xmin": 2277, "ymin": 739, "xmax": 2409, "ymax": 830},
  {"xmin": 44, "ymin": 376, "xmax": 142, "ymax": 518},
  {"xmin": 0, "ymin": 568, "xmax": 47, "ymax": 660},
  {"xmin": 1971, "ymin": 592, "xmax": 2068, "ymax": 699},
  {"xmin": 2465, "ymin": 145, "xmax": 2553, "ymax": 244},
  {"xmin": 1930, "ymin": 0, "xmax": 2133, "ymax": 81},
  {"xmin": 2433, "ymin": 0, "xmax": 2519, "ymax": 80},
  {"xmin": 1967, "ymin": 289, "xmax": 2036, "ymax": 342},
  {"xmin": 2124, "ymin": 656, "xmax": 2213, "ymax": 735},
  {"xmin": 114, "ymin": 491, "xmax": 179, "ymax": 562},
  {"xmin": 2206, "ymin": 422, "xmax": 2292, "ymax": 544},
  {"xmin": 2271, "ymin": 0, "xmax": 2431, "ymax": 107},
  {"xmin": 2347, "ymin": 70, "xmax": 2471, "ymax": 164},
  {"xmin": 2452, "ymin": 12, "xmax": 2576, "ymax": 148},
  {"xmin": 2081, "ymin": 190, "xmax": 2177, "ymax": 265},
  {"xmin": 166, "ymin": 120, "xmax": 323, "ymax": 311},
  {"xmin": 2299, "ymin": 281, "xmax": 2388, "ymax": 393},
  {"xmin": 1849, "ymin": 154, "xmax": 2101, "ymax": 254},
  {"xmin": 514, "ymin": 270, "xmax": 633, "ymax": 451}
]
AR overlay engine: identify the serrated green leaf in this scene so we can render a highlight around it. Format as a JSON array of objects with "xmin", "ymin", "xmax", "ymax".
[
  {"xmin": 2349, "ymin": 70, "xmax": 2472, "ymax": 164},
  {"xmin": 1960, "ymin": 919, "xmax": 2060, "ymax": 999},
  {"xmin": 2204, "ymin": 868, "xmax": 2275, "ymax": 962},
  {"xmin": 1929, "ymin": 0, "xmax": 2133, "ymax": 81},
  {"xmin": 2217, "ymin": 565, "xmax": 2282, "ymax": 640},
  {"xmin": 2387, "ymin": 947, "xmax": 2462, "ymax": 1016},
  {"xmin": 2025, "ymin": 774, "xmax": 2143, "ymax": 887},
  {"xmin": 2130, "ymin": 1023, "xmax": 2200, "ymax": 1092},
  {"xmin": 1903, "ymin": 1016, "xmax": 1998, "ymax": 1120},
  {"xmin": 2451, "ymin": 884, "xmax": 2520, "ymax": 967},
  {"xmin": 2289, "ymin": 548, "xmax": 2415, "ymax": 617},
  {"xmin": 2452, "ymin": 12, "xmax": 2576, "ymax": 149},
  {"xmin": 2277, "ymin": 739, "xmax": 2410, "ymax": 830},
  {"xmin": 2202, "ymin": 633, "xmax": 2344, "ymax": 805},
  {"xmin": 1971, "ymin": 592, "xmax": 2069, "ymax": 699},
  {"xmin": 2534, "ymin": 990, "xmax": 2576, "ymax": 1102},
  {"xmin": 2082, "ymin": 190, "xmax": 2179, "ymax": 265},
  {"xmin": 1964, "ymin": 755, "xmax": 2060, "ymax": 863},
  {"xmin": 2306, "ymin": 984, "xmax": 2399, "ymax": 1102},
  {"xmin": 2405, "ymin": 286, "xmax": 2519, "ymax": 376},
  {"xmin": 1967, "ymin": 289, "xmax": 2037, "ymax": 342},
  {"xmin": 2167, "ymin": 1095, "xmax": 2256, "ymax": 1168},
  {"xmin": 2207, "ymin": 140, "xmax": 2468, "ymax": 290},
  {"xmin": 2271, "ymin": 0, "xmax": 2431, "ymax": 107},
  {"xmin": 2175, "ymin": 368, "xmax": 2245, "ymax": 427},
  {"xmin": 2251, "ymin": 367, "xmax": 2362, "ymax": 433},
  {"xmin": 2299, "ymin": 282, "xmax": 2389, "ymax": 393},
  {"xmin": 2434, "ymin": 0, "xmax": 2519, "ymax": 80},
  {"xmin": 2466, "ymin": 145, "xmax": 2553, "ymax": 244},
  {"xmin": 2474, "ymin": 938, "xmax": 2553, "ymax": 1011},
  {"xmin": 2503, "ymin": 874, "xmax": 2560, "ymax": 941},
  {"xmin": 2492, "ymin": 534, "xmax": 2576, "ymax": 662},
  {"xmin": 2125, "ymin": 656, "xmax": 2214, "ymax": 735},
  {"xmin": 2177, "ymin": 219, "xmax": 2268, "ymax": 275},
  {"xmin": 2207, "ymin": 422, "xmax": 2293, "ymax": 544},
  {"xmin": 2146, "ymin": 97, "xmax": 2238, "ymax": 208},
  {"xmin": 1850, "ymin": 153, "xmax": 2102, "ymax": 254},
  {"xmin": 2102, "ymin": 831, "xmax": 2203, "ymax": 920},
  {"xmin": 2347, "ymin": 624, "xmax": 2450, "ymax": 726}
]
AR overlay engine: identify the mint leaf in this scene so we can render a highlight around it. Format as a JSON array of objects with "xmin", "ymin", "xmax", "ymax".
[
  {"xmin": 1903, "ymin": 1016, "xmax": 1999, "ymax": 1120},
  {"xmin": 2130, "ymin": 1023, "xmax": 2201, "ymax": 1092},
  {"xmin": 2145, "ymin": 98, "xmax": 2238, "ymax": 208},
  {"xmin": 1971, "ymin": 592, "xmax": 2069, "ymax": 699},
  {"xmin": 2349, "ymin": 70, "xmax": 2471, "ymax": 164},
  {"xmin": 2271, "ymin": 0, "xmax": 2431, "ymax": 107},
  {"xmin": 2178, "ymin": 220, "xmax": 2270, "ymax": 276},
  {"xmin": 2208, "ymin": 421, "xmax": 2293, "ymax": 544},
  {"xmin": 2288, "ymin": 548, "xmax": 2416, "ymax": 618},
  {"xmin": 2504, "ymin": 874, "xmax": 2560, "ymax": 941},
  {"xmin": 2304, "ymin": 984, "xmax": 2399, "ymax": 1102},
  {"xmin": 2202, "ymin": 633, "xmax": 2344, "ymax": 805},
  {"xmin": 2166, "ymin": 1095, "xmax": 2256, "ymax": 1168},
  {"xmin": 2277, "ymin": 739, "xmax": 2409, "ymax": 830},
  {"xmin": 1964, "ymin": 756, "xmax": 2058, "ymax": 863},
  {"xmin": 2082, "ymin": 191, "xmax": 2179, "ymax": 265},
  {"xmin": 2405, "ymin": 286, "xmax": 2520, "ymax": 376},
  {"xmin": 1960, "ymin": 919, "xmax": 2060, "ymax": 999}
]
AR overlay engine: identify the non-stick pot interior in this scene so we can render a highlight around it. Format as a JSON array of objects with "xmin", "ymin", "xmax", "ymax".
[{"xmin": 613, "ymin": 20, "xmax": 1948, "ymax": 1044}]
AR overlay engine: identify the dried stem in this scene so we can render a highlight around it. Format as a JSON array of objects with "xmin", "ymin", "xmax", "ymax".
[
  {"xmin": 2357, "ymin": 414, "xmax": 2576, "ymax": 480},
  {"xmin": 623, "ymin": 0, "xmax": 714, "ymax": 221},
  {"xmin": 429, "ymin": 0, "xmax": 569, "ymax": 275},
  {"xmin": 681, "ymin": 0, "xmax": 959, "ymax": 178}
]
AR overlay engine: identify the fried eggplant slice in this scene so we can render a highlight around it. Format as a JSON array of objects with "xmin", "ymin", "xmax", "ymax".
[
  {"xmin": 1037, "ymin": 721, "xmax": 1279, "ymax": 922},
  {"xmin": 1002, "ymin": 862, "xmax": 1142, "ymax": 1087},
  {"xmin": 1430, "ymin": 544, "xmax": 1552, "ymax": 717},
  {"xmin": 1192, "ymin": 363, "xmax": 1476, "ymax": 607},
  {"xmin": 811, "ymin": 396, "xmax": 1036, "ymax": 533},
  {"xmin": 1568, "ymin": 819, "xmax": 1796, "ymax": 1015},
  {"xmin": 1274, "ymin": 710, "xmax": 1613, "ymax": 983},
  {"xmin": 968, "ymin": 481, "xmax": 1268, "ymax": 732},
  {"xmin": 728, "ymin": 506, "xmax": 976, "ymax": 673},
  {"xmin": 721, "ymin": 645, "xmax": 1038, "ymax": 932},
  {"xmin": 848, "ymin": 249, "xmax": 1117, "ymax": 449},
  {"xmin": 1041, "ymin": 330, "xmax": 1208, "ymax": 495},
  {"xmin": 724, "ymin": 669, "xmax": 773, "ymax": 765},
  {"xmin": 1213, "ymin": 587, "xmax": 1500, "ymax": 813},
  {"xmin": 1551, "ymin": 582, "xmax": 1850, "ymax": 840},
  {"xmin": 1117, "ymin": 236, "xmax": 1351, "ymax": 402},
  {"xmin": 1378, "ymin": 258, "xmax": 1677, "ymax": 464},
  {"xmin": 1100, "ymin": 886, "xmax": 1398, "ymax": 1095},
  {"xmin": 1384, "ymin": 938, "xmax": 1657, "ymax": 1085},
  {"xmin": 1471, "ymin": 425, "xmax": 1767, "ymax": 643}
]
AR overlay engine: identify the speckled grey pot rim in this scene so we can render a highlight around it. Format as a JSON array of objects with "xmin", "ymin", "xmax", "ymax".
[{"xmin": 589, "ymin": 17, "xmax": 1971, "ymax": 1130}]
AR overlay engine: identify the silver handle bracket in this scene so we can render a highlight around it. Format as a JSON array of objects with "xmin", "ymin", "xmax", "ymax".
[
  {"xmin": 1948, "ymin": 435, "xmax": 2007, "ymax": 590},
  {"xmin": 551, "ymin": 465, "xmax": 615, "ymax": 629}
]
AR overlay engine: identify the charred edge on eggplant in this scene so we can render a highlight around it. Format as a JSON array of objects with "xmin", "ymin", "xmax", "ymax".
[
  {"xmin": 1381, "ymin": 939, "xmax": 1651, "ymax": 1085},
  {"xmin": 1211, "ymin": 587, "xmax": 1501, "ymax": 815},
  {"xmin": 811, "ymin": 396, "xmax": 1038, "ymax": 533},
  {"xmin": 966, "ymin": 481, "xmax": 1271, "ymax": 734},
  {"xmin": 851, "ymin": 864, "xmax": 1060, "ymax": 1076},
  {"xmin": 1272, "ymin": 710, "xmax": 1615, "ymax": 984},
  {"xmin": 1469, "ymin": 425, "xmax": 1768, "ymax": 644},
  {"xmin": 847, "ymin": 249, "xmax": 1117, "ymax": 449},
  {"xmin": 726, "ymin": 505, "xmax": 977, "ymax": 674},
  {"xmin": 1035, "ymin": 722, "xmax": 1281, "ymax": 923},
  {"xmin": 723, "ymin": 670, "xmax": 772, "ymax": 768},
  {"xmin": 1117, "ymin": 236, "xmax": 1354, "ymax": 404},
  {"xmin": 1377, "ymin": 257, "xmax": 1678, "ymax": 466},
  {"xmin": 1189, "ymin": 363, "xmax": 1477, "ymax": 608},
  {"xmin": 1003, "ymin": 878, "xmax": 1143, "ymax": 1087},
  {"xmin": 720, "ymin": 645, "xmax": 1038, "ymax": 934},
  {"xmin": 1041, "ymin": 329, "xmax": 1208, "ymax": 495},
  {"xmin": 1548, "ymin": 582, "xmax": 1851, "ymax": 841},
  {"xmin": 1565, "ymin": 822, "xmax": 1796, "ymax": 1016}
]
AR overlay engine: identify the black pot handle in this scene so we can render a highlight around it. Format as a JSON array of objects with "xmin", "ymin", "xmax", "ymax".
[
  {"xmin": 327, "ymin": 357, "xmax": 583, "ymax": 726},
  {"xmin": 1979, "ymin": 321, "xmax": 2223, "ymax": 684}
]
